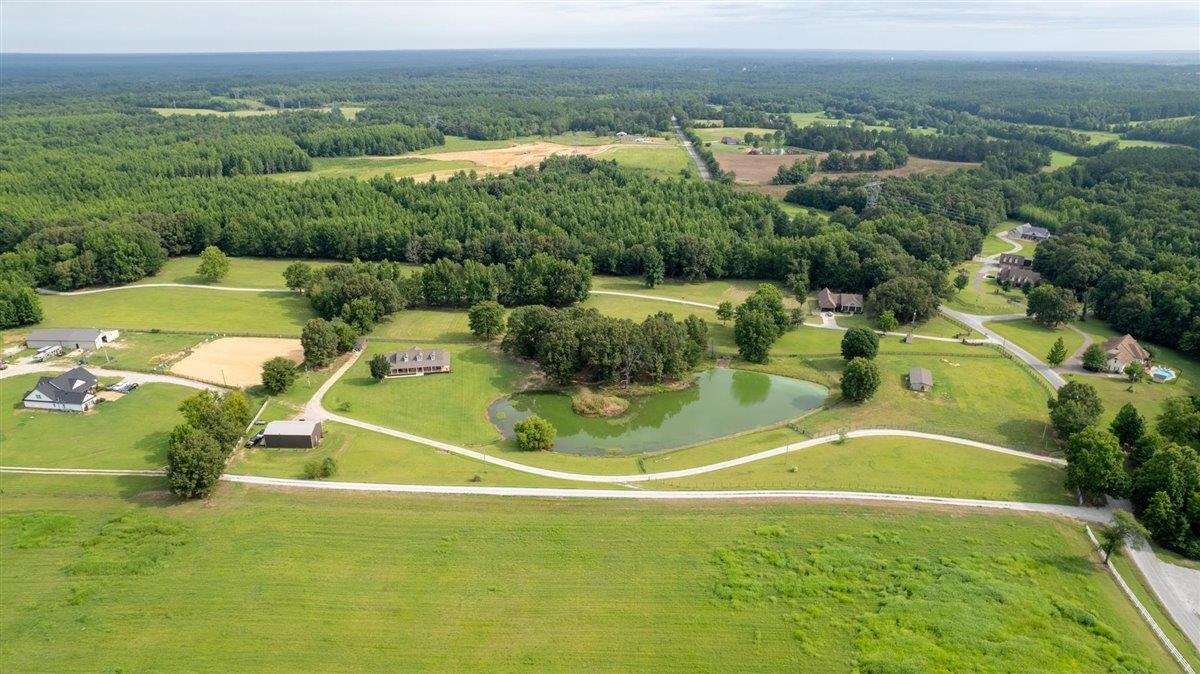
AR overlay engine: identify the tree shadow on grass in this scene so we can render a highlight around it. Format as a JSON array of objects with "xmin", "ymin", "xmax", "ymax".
[{"xmin": 995, "ymin": 418, "xmax": 1054, "ymax": 455}]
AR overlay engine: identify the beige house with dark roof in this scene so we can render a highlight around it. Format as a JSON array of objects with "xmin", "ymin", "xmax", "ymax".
[
  {"xmin": 1102, "ymin": 334, "xmax": 1150, "ymax": 374},
  {"xmin": 817, "ymin": 288, "xmax": 864, "ymax": 314}
]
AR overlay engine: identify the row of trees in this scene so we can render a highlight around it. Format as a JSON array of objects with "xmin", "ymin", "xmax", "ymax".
[
  {"xmin": 819, "ymin": 147, "xmax": 908, "ymax": 172},
  {"xmin": 166, "ymin": 390, "xmax": 252, "ymax": 499},
  {"xmin": 501, "ymin": 306, "xmax": 708, "ymax": 386},
  {"xmin": 769, "ymin": 157, "xmax": 817, "ymax": 185}
]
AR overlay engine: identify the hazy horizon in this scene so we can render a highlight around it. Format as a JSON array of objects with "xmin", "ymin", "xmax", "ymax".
[{"xmin": 4, "ymin": 1, "xmax": 1198, "ymax": 55}]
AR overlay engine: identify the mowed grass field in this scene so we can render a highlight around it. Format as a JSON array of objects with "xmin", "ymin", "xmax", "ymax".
[
  {"xmin": 271, "ymin": 156, "xmax": 475, "ymax": 182},
  {"xmin": 83, "ymin": 331, "xmax": 204, "ymax": 372},
  {"xmin": 986, "ymin": 318, "xmax": 1085, "ymax": 363},
  {"xmin": 324, "ymin": 342, "xmax": 530, "ymax": 448},
  {"xmin": 134, "ymin": 255, "xmax": 340, "ymax": 288},
  {"xmin": 606, "ymin": 145, "xmax": 693, "ymax": 179},
  {"xmin": 659, "ymin": 435, "xmax": 1072, "ymax": 503},
  {"xmin": 0, "ymin": 375, "xmax": 195, "ymax": 469},
  {"xmin": 36, "ymin": 287, "xmax": 315, "ymax": 335},
  {"xmin": 0, "ymin": 477, "xmax": 1185, "ymax": 672}
]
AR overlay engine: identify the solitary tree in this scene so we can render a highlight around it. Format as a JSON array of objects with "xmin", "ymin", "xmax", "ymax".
[
  {"xmin": 468, "ymin": 300, "xmax": 506, "ymax": 340},
  {"xmin": 301, "ymin": 318, "xmax": 339, "ymax": 367},
  {"xmin": 165, "ymin": 423, "xmax": 226, "ymax": 499},
  {"xmin": 1081, "ymin": 344, "xmax": 1107, "ymax": 372},
  {"xmin": 1124, "ymin": 361, "xmax": 1146, "ymax": 383},
  {"xmin": 841, "ymin": 357, "xmax": 881, "ymax": 403},
  {"xmin": 715, "ymin": 301, "xmax": 735, "ymax": 325},
  {"xmin": 261, "ymin": 356, "xmax": 297, "ymax": 394},
  {"xmin": 877, "ymin": 310, "xmax": 899, "ymax": 333},
  {"xmin": 1109, "ymin": 403, "xmax": 1146, "ymax": 448},
  {"xmin": 841, "ymin": 327, "xmax": 879, "ymax": 360},
  {"xmin": 369, "ymin": 353, "xmax": 389, "ymax": 381},
  {"xmin": 196, "ymin": 245, "xmax": 230, "ymax": 282},
  {"xmin": 515, "ymin": 415, "xmax": 556, "ymax": 452},
  {"xmin": 282, "ymin": 261, "xmax": 316, "ymax": 291},
  {"xmin": 1096, "ymin": 510, "xmax": 1148, "ymax": 563},
  {"xmin": 303, "ymin": 457, "xmax": 339, "ymax": 480},
  {"xmin": 734, "ymin": 309, "xmax": 780, "ymax": 363},
  {"xmin": 1064, "ymin": 427, "xmax": 1129, "ymax": 501},
  {"xmin": 953, "ymin": 270, "xmax": 970, "ymax": 291},
  {"xmin": 1048, "ymin": 381, "xmax": 1103, "ymax": 440},
  {"xmin": 642, "ymin": 248, "xmax": 665, "ymax": 288},
  {"xmin": 1046, "ymin": 336, "xmax": 1068, "ymax": 367},
  {"xmin": 1025, "ymin": 285, "xmax": 1079, "ymax": 328}
]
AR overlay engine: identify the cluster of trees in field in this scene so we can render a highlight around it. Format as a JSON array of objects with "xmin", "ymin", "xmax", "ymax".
[
  {"xmin": 769, "ymin": 156, "xmax": 817, "ymax": 185},
  {"xmin": 296, "ymin": 123, "xmax": 443, "ymax": 157},
  {"xmin": 166, "ymin": 390, "xmax": 252, "ymax": 499},
  {"xmin": 283, "ymin": 254, "xmax": 593, "ymax": 334},
  {"xmin": 502, "ymin": 306, "xmax": 708, "ymax": 386},
  {"xmin": 1050, "ymin": 383, "xmax": 1200, "ymax": 559},
  {"xmin": 1116, "ymin": 116, "xmax": 1200, "ymax": 149},
  {"xmin": 818, "ymin": 146, "xmax": 908, "ymax": 172}
]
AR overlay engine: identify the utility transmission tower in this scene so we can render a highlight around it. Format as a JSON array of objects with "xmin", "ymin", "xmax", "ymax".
[{"xmin": 862, "ymin": 180, "xmax": 884, "ymax": 208}]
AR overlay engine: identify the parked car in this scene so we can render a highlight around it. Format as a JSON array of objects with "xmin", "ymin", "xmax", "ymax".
[
  {"xmin": 0, "ymin": 360, "xmax": 8, "ymax": 370},
  {"xmin": 245, "ymin": 432, "xmax": 265, "ymax": 448},
  {"xmin": 106, "ymin": 381, "xmax": 140, "ymax": 393}
]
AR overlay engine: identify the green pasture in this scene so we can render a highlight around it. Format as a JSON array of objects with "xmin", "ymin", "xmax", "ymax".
[
  {"xmin": 0, "ymin": 479, "xmax": 1184, "ymax": 672},
  {"xmin": 986, "ymin": 319, "xmax": 1084, "ymax": 364},
  {"xmin": 1048, "ymin": 150, "xmax": 1079, "ymax": 169},
  {"xmin": 323, "ymin": 342, "xmax": 529, "ymax": 448},
  {"xmin": 0, "ymin": 375, "xmax": 194, "ymax": 469},
  {"xmin": 134, "ymin": 255, "xmax": 339, "ymax": 288},
  {"xmin": 36, "ymin": 287, "xmax": 315, "ymax": 335},
  {"xmin": 607, "ymin": 145, "xmax": 692, "ymax": 179},
  {"xmin": 83, "ymin": 331, "xmax": 203, "ymax": 372},
  {"xmin": 234, "ymin": 421, "xmax": 577, "ymax": 488},
  {"xmin": 659, "ymin": 435, "xmax": 1072, "ymax": 503}
]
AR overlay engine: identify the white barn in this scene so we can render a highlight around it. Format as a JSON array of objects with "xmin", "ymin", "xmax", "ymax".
[{"xmin": 26, "ymin": 328, "xmax": 120, "ymax": 352}]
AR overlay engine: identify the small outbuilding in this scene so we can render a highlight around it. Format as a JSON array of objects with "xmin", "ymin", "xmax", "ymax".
[
  {"xmin": 721, "ymin": 136, "xmax": 740, "ymax": 145},
  {"xmin": 26, "ymin": 328, "xmax": 119, "ymax": 352},
  {"xmin": 261, "ymin": 420, "xmax": 323, "ymax": 449},
  {"xmin": 908, "ymin": 367, "xmax": 933, "ymax": 392},
  {"xmin": 23, "ymin": 366, "xmax": 98, "ymax": 412}
]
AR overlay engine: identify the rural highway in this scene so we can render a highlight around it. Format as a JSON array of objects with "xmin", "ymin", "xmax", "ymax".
[{"xmin": 671, "ymin": 116, "xmax": 711, "ymax": 181}]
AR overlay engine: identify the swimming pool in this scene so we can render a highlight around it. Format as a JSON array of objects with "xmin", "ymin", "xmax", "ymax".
[{"xmin": 1150, "ymin": 366, "xmax": 1177, "ymax": 383}]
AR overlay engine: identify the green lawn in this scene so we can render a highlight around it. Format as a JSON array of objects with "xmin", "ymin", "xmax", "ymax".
[
  {"xmin": 413, "ymin": 135, "xmax": 517, "ymax": 153},
  {"xmin": 234, "ymin": 421, "xmax": 579, "ymax": 488},
  {"xmin": 369, "ymin": 308, "xmax": 475, "ymax": 342},
  {"xmin": 1048, "ymin": 150, "xmax": 1079, "ymax": 169},
  {"xmin": 0, "ymin": 478, "xmax": 1183, "ymax": 672},
  {"xmin": 83, "ymin": 331, "xmax": 203, "ymax": 373},
  {"xmin": 270, "ymin": 156, "xmax": 474, "ymax": 182},
  {"xmin": 592, "ymin": 275, "xmax": 795, "ymax": 307},
  {"xmin": 787, "ymin": 111, "xmax": 893, "ymax": 133},
  {"xmin": 36, "ymin": 287, "xmax": 315, "ymax": 335},
  {"xmin": 580, "ymin": 294, "xmax": 719, "ymax": 324},
  {"xmin": 0, "ymin": 375, "xmax": 194, "ymax": 469},
  {"xmin": 756, "ymin": 349, "xmax": 1057, "ymax": 454},
  {"xmin": 659, "ymin": 435, "xmax": 1072, "ymax": 503},
  {"xmin": 134, "ymin": 255, "xmax": 341, "ymax": 289},
  {"xmin": 986, "ymin": 319, "xmax": 1084, "ymax": 364},
  {"xmin": 608, "ymin": 145, "xmax": 692, "ymax": 179},
  {"xmin": 324, "ymin": 342, "xmax": 529, "ymax": 448}
]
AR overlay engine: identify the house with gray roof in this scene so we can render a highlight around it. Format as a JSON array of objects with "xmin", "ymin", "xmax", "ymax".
[
  {"xmin": 817, "ymin": 288, "xmax": 864, "ymax": 314},
  {"xmin": 26, "ymin": 328, "xmax": 119, "ymax": 352},
  {"xmin": 386, "ymin": 347, "xmax": 451, "ymax": 377},
  {"xmin": 1010, "ymin": 223, "xmax": 1052, "ymax": 242},
  {"xmin": 23, "ymin": 367, "xmax": 98, "ymax": 412}
]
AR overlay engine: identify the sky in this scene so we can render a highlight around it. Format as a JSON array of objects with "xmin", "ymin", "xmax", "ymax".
[{"xmin": 3, "ymin": 0, "xmax": 1198, "ymax": 54}]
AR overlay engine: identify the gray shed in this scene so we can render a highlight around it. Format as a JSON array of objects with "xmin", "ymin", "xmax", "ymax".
[
  {"xmin": 908, "ymin": 367, "xmax": 933, "ymax": 392},
  {"xmin": 262, "ymin": 420, "xmax": 323, "ymax": 449}
]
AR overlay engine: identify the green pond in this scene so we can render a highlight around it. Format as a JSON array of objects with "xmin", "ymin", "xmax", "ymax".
[{"xmin": 488, "ymin": 369, "xmax": 828, "ymax": 456}]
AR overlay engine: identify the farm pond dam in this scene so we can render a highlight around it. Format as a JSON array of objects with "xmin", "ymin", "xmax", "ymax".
[{"xmin": 488, "ymin": 368, "xmax": 828, "ymax": 456}]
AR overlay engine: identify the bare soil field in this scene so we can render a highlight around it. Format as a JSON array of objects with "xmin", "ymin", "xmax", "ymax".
[
  {"xmin": 405, "ymin": 141, "xmax": 621, "ymax": 180},
  {"xmin": 171, "ymin": 337, "xmax": 303, "ymax": 388}
]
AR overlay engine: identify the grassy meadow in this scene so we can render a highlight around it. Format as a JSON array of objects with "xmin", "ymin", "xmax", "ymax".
[
  {"xmin": 606, "ymin": 145, "xmax": 693, "ymax": 178},
  {"xmin": 0, "ymin": 375, "xmax": 195, "ymax": 469},
  {"xmin": 271, "ymin": 156, "xmax": 474, "ymax": 182},
  {"xmin": 0, "ymin": 477, "xmax": 1185, "ymax": 673},
  {"xmin": 133, "ymin": 255, "xmax": 340, "ymax": 288},
  {"xmin": 659, "ymin": 435, "xmax": 1072, "ymax": 503},
  {"xmin": 36, "ymin": 287, "xmax": 315, "ymax": 335}
]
